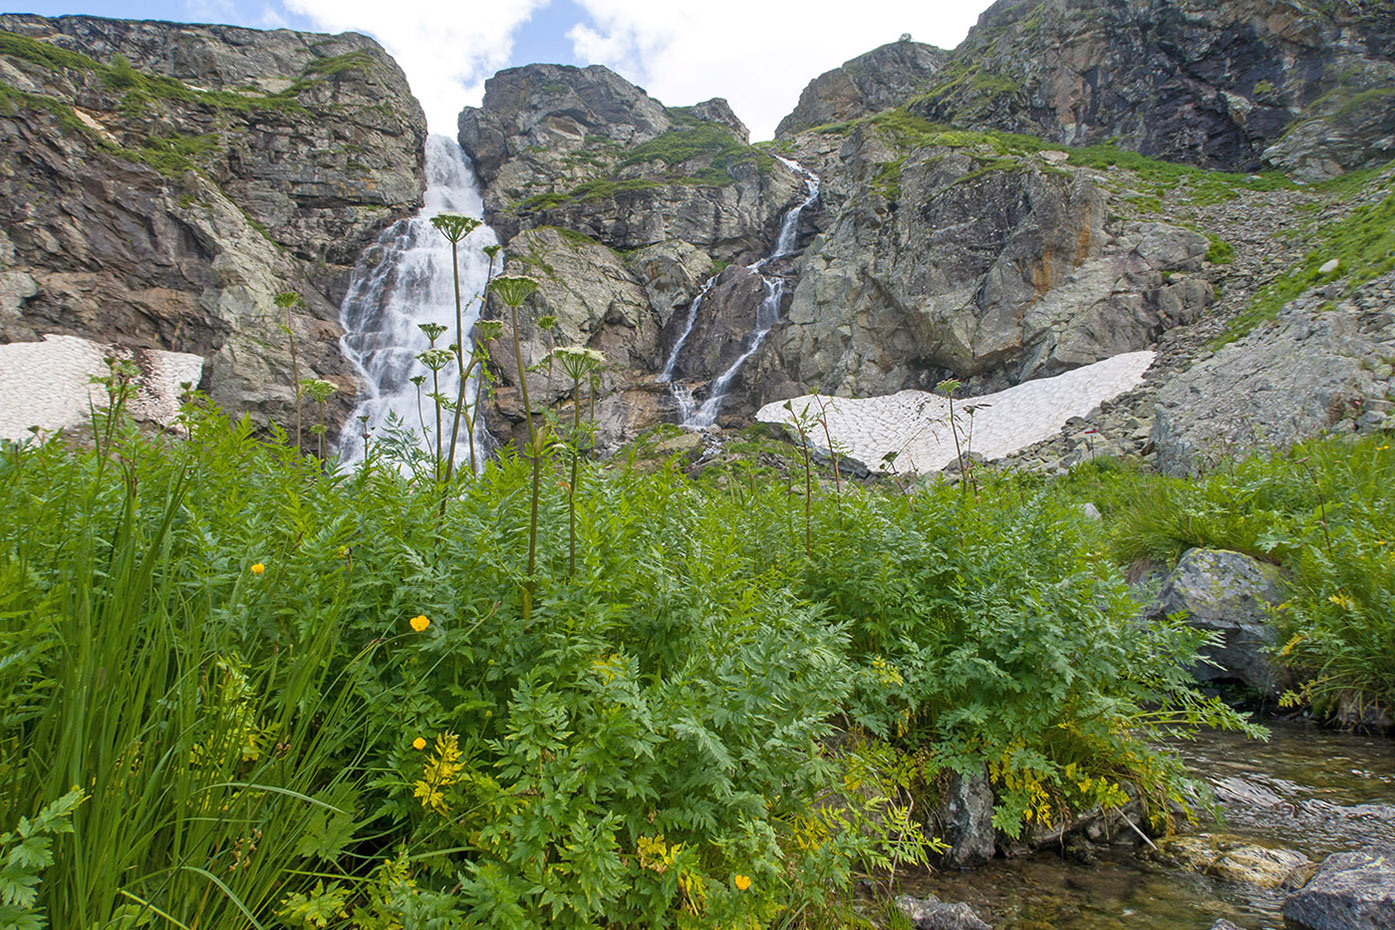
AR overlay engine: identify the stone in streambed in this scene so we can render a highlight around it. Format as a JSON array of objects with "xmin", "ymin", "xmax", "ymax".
[
  {"xmin": 1283, "ymin": 847, "xmax": 1395, "ymax": 930},
  {"xmin": 1152, "ymin": 833, "xmax": 1311, "ymax": 889},
  {"xmin": 895, "ymin": 894, "xmax": 992, "ymax": 930}
]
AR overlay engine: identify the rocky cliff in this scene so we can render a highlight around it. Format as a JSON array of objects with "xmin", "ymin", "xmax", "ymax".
[
  {"xmin": 775, "ymin": 39, "xmax": 949, "ymax": 139},
  {"xmin": 907, "ymin": 0, "xmax": 1395, "ymax": 177},
  {"xmin": 0, "ymin": 14, "xmax": 426, "ymax": 436},
  {"xmin": 458, "ymin": 63, "xmax": 810, "ymax": 447}
]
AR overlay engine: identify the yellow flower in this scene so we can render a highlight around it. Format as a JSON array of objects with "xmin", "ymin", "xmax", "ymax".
[
  {"xmin": 250, "ymin": 563, "xmax": 265, "ymax": 575},
  {"xmin": 412, "ymin": 736, "xmax": 427, "ymax": 751},
  {"xmin": 734, "ymin": 874, "xmax": 751, "ymax": 891},
  {"xmin": 410, "ymin": 614, "xmax": 430, "ymax": 632}
]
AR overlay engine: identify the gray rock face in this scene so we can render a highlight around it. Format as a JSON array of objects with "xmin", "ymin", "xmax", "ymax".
[
  {"xmin": 0, "ymin": 14, "xmax": 426, "ymax": 438},
  {"xmin": 483, "ymin": 227, "xmax": 668, "ymax": 450},
  {"xmin": 1154, "ymin": 276, "xmax": 1395, "ymax": 476},
  {"xmin": 935, "ymin": 767, "xmax": 997, "ymax": 869},
  {"xmin": 1283, "ymin": 846, "xmax": 1395, "ymax": 930},
  {"xmin": 756, "ymin": 133, "xmax": 1209, "ymax": 405},
  {"xmin": 458, "ymin": 63, "xmax": 802, "ymax": 263},
  {"xmin": 895, "ymin": 894, "xmax": 993, "ymax": 930},
  {"xmin": 775, "ymin": 40, "xmax": 949, "ymax": 138},
  {"xmin": 687, "ymin": 97, "xmax": 749, "ymax": 143},
  {"xmin": 1153, "ymin": 548, "xmax": 1286, "ymax": 695},
  {"xmin": 459, "ymin": 63, "xmax": 671, "ymax": 188},
  {"xmin": 909, "ymin": 0, "xmax": 1395, "ymax": 174}
]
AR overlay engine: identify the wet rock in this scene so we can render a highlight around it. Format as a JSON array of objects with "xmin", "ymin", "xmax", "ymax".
[
  {"xmin": 895, "ymin": 894, "xmax": 992, "ymax": 930},
  {"xmin": 934, "ymin": 767, "xmax": 997, "ymax": 868},
  {"xmin": 1151, "ymin": 548, "xmax": 1286, "ymax": 695},
  {"xmin": 1282, "ymin": 846, "xmax": 1395, "ymax": 930},
  {"xmin": 1211, "ymin": 920, "xmax": 1246, "ymax": 930},
  {"xmin": 763, "ymin": 141, "xmax": 1209, "ymax": 403},
  {"xmin": 1153, "ymin": 834, "xmax": 1311, "ymax": 889}
]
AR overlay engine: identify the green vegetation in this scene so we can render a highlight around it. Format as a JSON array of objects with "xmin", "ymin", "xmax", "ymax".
[
  {"xmin": 1064, "ymin": 437, "xmax": 1395, "ymax": 715},
  {"xmin": 301, "ymin": 50, "xmax": 378, "ymax": 78},
  {"xmin": 1215, "ymin": 170, "xmax": 1395, "ymax": 346},
  {"xmin": 811, "ymin": 108, "xmax": 1291, "ymax": 210},
  {"xmin": 1205, "ymin": 235, "xmax": 1235, "ymax": 264},
  {"xmin": 0, "ymin": 28, "xmax": 102, "ymax": 71},
  {"xmin": 514, "ymin": 118, "xmax": 774, "ymax": 214},
  {"xmin": 0, "ymin": 389, "xmax": 1255, "ymax": 928},
  {"xmin": 113, "ymin": 131, "xmax": 222, "ymax": 178}
]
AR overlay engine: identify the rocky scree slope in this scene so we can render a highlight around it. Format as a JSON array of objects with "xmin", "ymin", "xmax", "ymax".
[
  {"xmin": 0, "ymin": 14, "xmax": 426, "ymax": 435},
  {"xmin": 458, "ymin": 63, "xmax": 811, "ymax": 448}
]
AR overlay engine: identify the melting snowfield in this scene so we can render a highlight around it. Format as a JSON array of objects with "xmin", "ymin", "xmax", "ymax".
[
  {"xmin": 0, "ymin": 334, "xmax": 204, "ymax": 441},
  {"xmin": 756, "ymin": 351, "xmax": 1156, "ymax": 474}
]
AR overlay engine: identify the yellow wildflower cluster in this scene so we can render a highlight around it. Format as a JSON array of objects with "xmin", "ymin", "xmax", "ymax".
[
  {"xmin": 636, "ymin": 834, "xmax": 679, "ymax": 873},
  {"xmin": 591, "ymin": 653, "xmax": 625, "ymax": 684},
  {"xmin": 413, "ymin": 732, "xmax": 463, "ymax": 815},
  {"xmin": 869, "ymin": 655, "xmax": 904, "ymax": 687},
  {"xmin": 1328, "ymin": 592, "xmax": 1358, "ymax": 611}
]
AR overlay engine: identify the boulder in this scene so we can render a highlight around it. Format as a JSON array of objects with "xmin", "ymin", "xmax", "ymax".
[
  {"xmin": 933, "ymin": 767, "xmax": 996, "ymax": 868},
  {"xmin": 458, "ymin": 63, "xmax": 803, "ymax": 263},
  {"xmin": 895, "ymin": 894, "xmax": 992, "ymax": 930},
  {"xmin": 760, "ymin": 133, "xmax": 1209, "ymax": 404},
  {"xmin": 482, "ymin": 227, "xmax": 663, "ymax": 450},
  {"xmin": 1283, "ymin": 847, "xmax": 1395, "ymax": 930},
  {"xmin": 1151, "ymin": 548, "xmax": 1286, "ymax": 695},
  {"xmin": 1152, "ymin": 833, "xmax": 1311, "ymax": 889}
]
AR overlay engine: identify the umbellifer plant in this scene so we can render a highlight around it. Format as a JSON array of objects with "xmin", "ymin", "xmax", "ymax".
[{"xmin": 552, "ymin": 345, "xmax": 606, "ymax": 578}]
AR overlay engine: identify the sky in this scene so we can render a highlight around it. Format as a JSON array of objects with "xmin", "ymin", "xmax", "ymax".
[{"xmin": 8, "ymin": 0, "xmax": 993, "ymax": 139}]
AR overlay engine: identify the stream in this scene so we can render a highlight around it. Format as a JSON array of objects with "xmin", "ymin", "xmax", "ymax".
[{"xmin": 900, "ymin": 722, "xmax": 1395, "ymax": 929}]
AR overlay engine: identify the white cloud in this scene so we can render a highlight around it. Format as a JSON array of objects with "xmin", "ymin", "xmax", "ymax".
[
  {"xmin": 283, "ymin": 0, "xmax": 550, "ymax": 133},
  {"xmin": 566, "ymin": 1, "xmax": 989, "ymax": 140},
  {"xmin": 278, "ymin": 0, "xmax": 989, "ymax": 140}
]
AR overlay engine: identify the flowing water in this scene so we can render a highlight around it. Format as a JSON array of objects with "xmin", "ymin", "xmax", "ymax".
[
  {"xmin": 665, "ymin": 157, "xmax": 820, "ymax": 428},
  {"xmin": 337, "ymin": 135, "xmax": 499, "ymax": 465},
  {"xmin": 899, "ymin": 722, "xmax": 1395, "ymax": 930}
]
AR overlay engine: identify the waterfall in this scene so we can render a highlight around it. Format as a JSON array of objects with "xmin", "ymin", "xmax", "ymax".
[
  {"xmin": 667, "ymin": 157, "xmax": 820, "ymax": 429},
  {"xmin": 336, "ymin": 135, "xmax": 499, "ymax": 465}
]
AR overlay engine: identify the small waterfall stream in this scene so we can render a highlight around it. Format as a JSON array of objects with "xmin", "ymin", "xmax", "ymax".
[
  {"xmin": 336, "ymin": 135, "xmax": 498, "ymax": 464},
  {"xmin": 665, "ymin": 157, "xmax": 820, "ymax": 428}
]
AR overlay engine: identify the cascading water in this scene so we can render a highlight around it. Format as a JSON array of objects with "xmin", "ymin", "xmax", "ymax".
[
  {"xmin": 667, "ymin": 157, "xmax": 820, "ymax": 428},
  {"xmin": 337, "ymin": 135, "xmax": 499, "ymax": 465}
]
